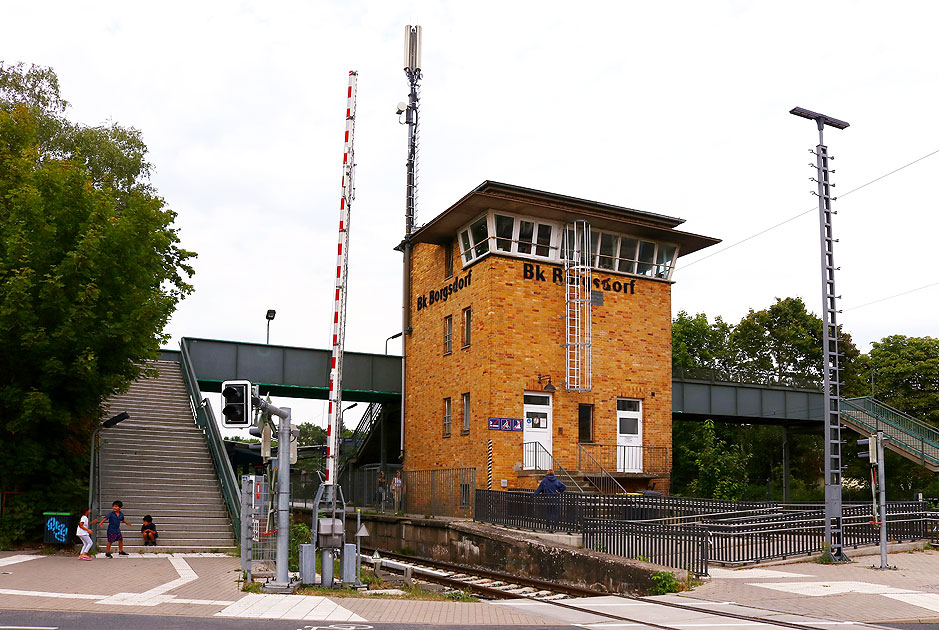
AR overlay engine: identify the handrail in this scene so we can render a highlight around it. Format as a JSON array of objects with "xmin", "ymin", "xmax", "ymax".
[
  {"xmin": 841, "ymin": 397, "xmax": 939, "ymax": 465},
  {"xmin": 344, "ymin": 402, "xmax": 382, "ymax": 467},
  {"xmin": 179, "ymin": 339, "xmax": 241, "ymax": 540},
  {"xmin": 577, "ymin": 444, "xmax": 628, "ymax": 494},
  {"xmin": 522, "ymin": 442, "xmax": 584, "ymax": 492},
  {"xmin": 845, "ymin": 397, "xmax": 939, "ymax": 445}
]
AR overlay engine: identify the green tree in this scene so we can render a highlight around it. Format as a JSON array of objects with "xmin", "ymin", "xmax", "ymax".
[
  {"xmin": 671, "ymin": 310, "xmax": 734, "ymax": 372},
  {"xmin": 0, "ymin": 63, "xmax": 195, "ymax": 546},
  {"xmin": 685, "ymin": 420, "xmax": 751, "ymax": 500}
]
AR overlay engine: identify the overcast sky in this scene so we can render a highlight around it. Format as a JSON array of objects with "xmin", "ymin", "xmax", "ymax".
[{"xmin": 4, "ymin": 1, "xmax": 937, "ymax": 426}]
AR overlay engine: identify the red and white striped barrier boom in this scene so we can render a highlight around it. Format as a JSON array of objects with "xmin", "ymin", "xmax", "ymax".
[{"xmin": 325, "ymin": 70, "xmax": 358, "ymax": 486}]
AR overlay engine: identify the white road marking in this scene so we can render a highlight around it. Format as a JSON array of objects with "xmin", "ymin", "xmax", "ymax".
[
  {"xmin": 0, "ymin": 588, "xmax": 104, "ymax": 600},
  {"xmin": 707, "ymin": 568, "xmax": 811, "ymax": 579},
  {"xmin": 882, "ymin": 592, "xmax": 939, "ymax": 613},
  {"xmin": 96, "ymin": 555, "xmax": 200, "ymax": 606},
  {"xmin": 215, "ymin": 593, "xmax": 366, "ymax": 621},
  {"xmin": 747, "ymin": 581, "xmax": 920, "ymax": 596},
  {"xmin": 0, "ymin": 556, "xmax": 44, "ymax": 568}
]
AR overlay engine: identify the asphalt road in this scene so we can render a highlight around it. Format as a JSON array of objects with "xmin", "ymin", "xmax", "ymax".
[{"xmin": 0, "ymin": 609, "xmax": 574, "ymax": 630}]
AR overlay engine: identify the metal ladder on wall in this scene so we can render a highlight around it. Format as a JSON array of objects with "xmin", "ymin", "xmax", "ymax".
[{"xmin": 563, "ymin": 220, "xmax": 592, "ymax": 392}]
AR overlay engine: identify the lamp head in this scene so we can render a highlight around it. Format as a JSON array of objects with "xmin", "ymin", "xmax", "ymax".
[
  {"xmin": 103, "ymin": 411, "xmax": 130, "ymax": 428},
  {"xmin": 266, "ymin": 309, "xmax": 276, "ymax": 321},
  {"xmin": 537, "ymin": 375, "xmax": 556, "ymax": 392}
]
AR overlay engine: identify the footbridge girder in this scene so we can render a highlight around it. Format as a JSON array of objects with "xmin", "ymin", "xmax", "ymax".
[{"xmin": 177, "ymin": 337, "xmax": 401, "ymax": 402}]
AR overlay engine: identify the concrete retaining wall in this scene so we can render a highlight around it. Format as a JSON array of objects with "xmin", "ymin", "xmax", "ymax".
[{"xmin": 341, "ymin": 513, "xmax": 684, "ymax": 595}]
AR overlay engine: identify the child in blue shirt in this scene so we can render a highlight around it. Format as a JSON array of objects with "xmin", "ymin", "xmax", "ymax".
[
  {"xmin": 99, "ymin": 500, "xmax": 132, "ymax": 558},
  {"xmin": 140, "ymin": 515, "xmax": 158, "ymax": 546}
]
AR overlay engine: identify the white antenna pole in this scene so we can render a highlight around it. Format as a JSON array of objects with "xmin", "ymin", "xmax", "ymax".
[{"xmin": 325, "ymin": 70, "xmax": 358, "ymax": 487}]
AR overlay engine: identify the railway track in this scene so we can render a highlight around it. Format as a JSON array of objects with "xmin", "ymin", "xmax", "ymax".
[{"xmin": 363, "ymin": 548, "xmax": 840, "ymax": 630}]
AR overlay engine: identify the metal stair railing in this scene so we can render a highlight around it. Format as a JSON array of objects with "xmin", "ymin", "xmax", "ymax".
[
  {"xmin": 179, "ymin": 338, "xmax": 241, "ymax": 540},
  {"xmin": 577, "ymin": 444, "xmax": 627, "ymax": 494},
  {"xmin": 841, "ymin": 397, "xmax": 939, "ymax": 468},
  {"xmin": 522, "ymin": 442, "xmax": 584, "ymax": 493},
  {"xmin": 338, "ymin": 401, "xmax": 382, "ymax": 476}
]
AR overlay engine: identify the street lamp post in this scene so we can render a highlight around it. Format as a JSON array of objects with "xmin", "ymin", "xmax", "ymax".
[
  {"xmin": 790, "ymin": 106, "xmax": 850, "ymax": 563},
  {"xmin": 385, "ymin": 331, "xmax": 403, "ymax": 355},
  {"xmin": 266, "ymin": 309, "xmax": 276, "ymax": 344},
  {"xmin": 88, "ymin": 412, "xmax": 130, "ymax": 525}
]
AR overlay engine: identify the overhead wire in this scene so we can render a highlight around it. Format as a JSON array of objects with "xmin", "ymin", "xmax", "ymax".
[{"xmin": 681, "ymin": 146, "xmax": 939, "ymax": 270}]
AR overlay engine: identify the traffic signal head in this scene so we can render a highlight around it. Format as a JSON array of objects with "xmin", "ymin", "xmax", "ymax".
[
  {"xmin": 857, "ymin": 434, "xmax": 878, "ymax": 464},
  {"xmin": 221, "ymin": 380, "xmax": 252, "ymax": 428}
]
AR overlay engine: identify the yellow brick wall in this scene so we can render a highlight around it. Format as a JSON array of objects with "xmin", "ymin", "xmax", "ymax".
[{"xmin": 404, "ymin": 240, "xmax": 672, "ymax": 491}]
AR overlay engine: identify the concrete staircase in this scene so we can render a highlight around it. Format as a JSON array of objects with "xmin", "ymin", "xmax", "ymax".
[{"xmin": 95, "ymin": 360, "xmax": 236, "ymax": 553}]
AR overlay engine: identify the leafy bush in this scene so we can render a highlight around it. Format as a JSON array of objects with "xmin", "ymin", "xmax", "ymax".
[
  {"xmin": 649, "ymin": 571, "xmax": 681, "ymax": 595},
  {"xmin": 288, "ymin": 522, "xmax": 312, "ymax": 572}
]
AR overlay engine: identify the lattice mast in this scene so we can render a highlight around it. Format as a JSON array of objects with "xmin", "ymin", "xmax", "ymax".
[
  {"xmin": 790, "ymin": 106, "xmax": 850, "ymax": 562},
  {"xmin": 324, "ymin": 71, "xmax": 358, "ymax": 488},
  {"xmin": 563, "ymin": 221, "xmax": 592, "ymax": 392},
  {"xmin": 404, "ymin": 25, "xmax": 422, "ymax": 236}
]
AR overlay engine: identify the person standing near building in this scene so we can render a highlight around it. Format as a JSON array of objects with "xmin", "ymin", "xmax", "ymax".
[
  {"xmin": 391, "ymin": 471, "xmax": 405, "ymax": 515},
  {"xmin": 534, "ymin": 469, "xmax": 566, "ymax": 533},
  {"xmin": 377, "ymin": 470, "xmax": 387, "ymax": 513}
]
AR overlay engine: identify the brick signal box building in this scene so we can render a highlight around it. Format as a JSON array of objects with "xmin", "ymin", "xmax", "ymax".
[{"xmin": 403, "ymin": 182, "xmax": 718, "ymax": 492}]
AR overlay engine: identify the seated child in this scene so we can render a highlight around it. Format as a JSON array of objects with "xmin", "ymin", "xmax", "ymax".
[{"xmin": 140, "ymin": 515, "xmax": 158, "ymax": 546}]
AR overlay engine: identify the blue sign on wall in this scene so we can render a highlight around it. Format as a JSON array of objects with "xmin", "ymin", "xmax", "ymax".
[{"xmin": 487, "ymin": 417, "xmax": 524, "ymax": 432}]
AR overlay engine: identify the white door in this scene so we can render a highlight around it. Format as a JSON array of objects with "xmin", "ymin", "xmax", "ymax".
[
  {"xmin": 616, "ymin": 399, "xmax": 642, "ymax": 473},
  {"xmin": 523, "ymin": 393, "xmax": 552, "ymax": 470}
]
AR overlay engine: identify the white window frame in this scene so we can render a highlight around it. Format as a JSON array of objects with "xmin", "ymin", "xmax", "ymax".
[
  {"xmin": 443, "ymin": 315, "xmax": 452, "ymax": 354},
  {"xmin": 443, "ymin": 397, "xmax": 451, "ymax": 437},
  {"xmin": 456, "ymin": 211, "xmax": 680, "ymax": 280},
  {"xmin": 462, "ymin": 307, "xmax": 471, "ymax": 348}
]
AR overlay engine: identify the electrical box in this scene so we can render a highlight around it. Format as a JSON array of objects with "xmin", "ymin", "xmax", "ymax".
[{"xmin": 317, "ymin": 517, "xmax": 344, "ymax": 549}]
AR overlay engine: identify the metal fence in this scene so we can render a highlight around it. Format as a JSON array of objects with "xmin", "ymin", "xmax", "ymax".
[
  {"xmin": 583, "ymin": 519, "xmax": 709, "ymax": 577},
  {"xmin": 474, "ymin": 489, "xmax": 774, "ymax": 533},
  {"xmin": 340, "ymin": 466, "xmax": 475, "ymax": 518},
  {"xmin": 578, "ymin": 443, "xmax": 670, "ymax": 477},
  {"xmin": 582, "ymin": 500, "xmax": 929, "ymax": 576}
]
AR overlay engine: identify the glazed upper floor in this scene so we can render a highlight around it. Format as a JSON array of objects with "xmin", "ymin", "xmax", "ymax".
[{"xmin": 409, "ymin": 181, "xmax": 720, "ymax": 282}]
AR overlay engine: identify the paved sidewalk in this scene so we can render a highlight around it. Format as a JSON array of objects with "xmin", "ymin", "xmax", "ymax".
[
  {"xmin": 4, "ymin": 548, "xmax": 936, "ymax": 626},
  {"xmin": 0, "ymin": 551, "xmax": 561, "ymax": 625},
  {"xmin": 679, "ymin": 547, "xmax": 939, "ymax": 624}
]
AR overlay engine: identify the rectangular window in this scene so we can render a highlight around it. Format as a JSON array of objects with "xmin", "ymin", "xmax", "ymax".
[
  {"xmin": 597, "ymin": 233, "xmax": 617, "ymax": 270},
  {"xmin": 637, "ymin": 241, "xmax": 656, "ymax": 276},
  {"xmin": 495, "ymin": 215, "xmax": 514, "ymax": 252},
  {"xmin": 443, "ymin": 315, "xmax": 452, "ymax": 354},
  {"xmin": 462, "ymin": 392, "xmax": 471, "ymax": 433},
  {"xmin": 655, "ymin": 244, "xmax": 677, "ymax": 279},
  {"xmin": 470, "ymin": 217, "xmax": 490, "ymax": 258},
  {"xmin": 578, "ymin": 404, "xmax": 594, "ymax": 443},
  {"xmin": 444, "ymin": 242, "xmax": 454, "ymax": 278},
  {"xmin": 618, "ymin": 237, "xmax": 638, "ymax": 274},
  {"xmin": 517, "ymin": 220, "xmax": 534, "ymax": 254},
  {"xmin": 462, "ymin": 307, "xmax": 471, "ymax": 347},
  {"xmin": 443, "ymin": 398, "xmax": 451, "ymax": 437},
  {"xmin": 460, "ymin": 230, "xmax": 473, "ymax": 263},
  {"xmin": 535, "ymin": 224, "xmax": 553, "ymax": 257}
]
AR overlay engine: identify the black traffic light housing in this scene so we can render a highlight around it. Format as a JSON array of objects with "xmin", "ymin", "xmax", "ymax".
[{"xmin": 221, "ymin": 380, "xmax": 252, "ymax": 428}]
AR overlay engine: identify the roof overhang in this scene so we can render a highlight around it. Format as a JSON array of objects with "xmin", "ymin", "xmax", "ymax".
[{"xmin": 409, "ymin": 181, "xmax": 720, "ymax": 256}]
